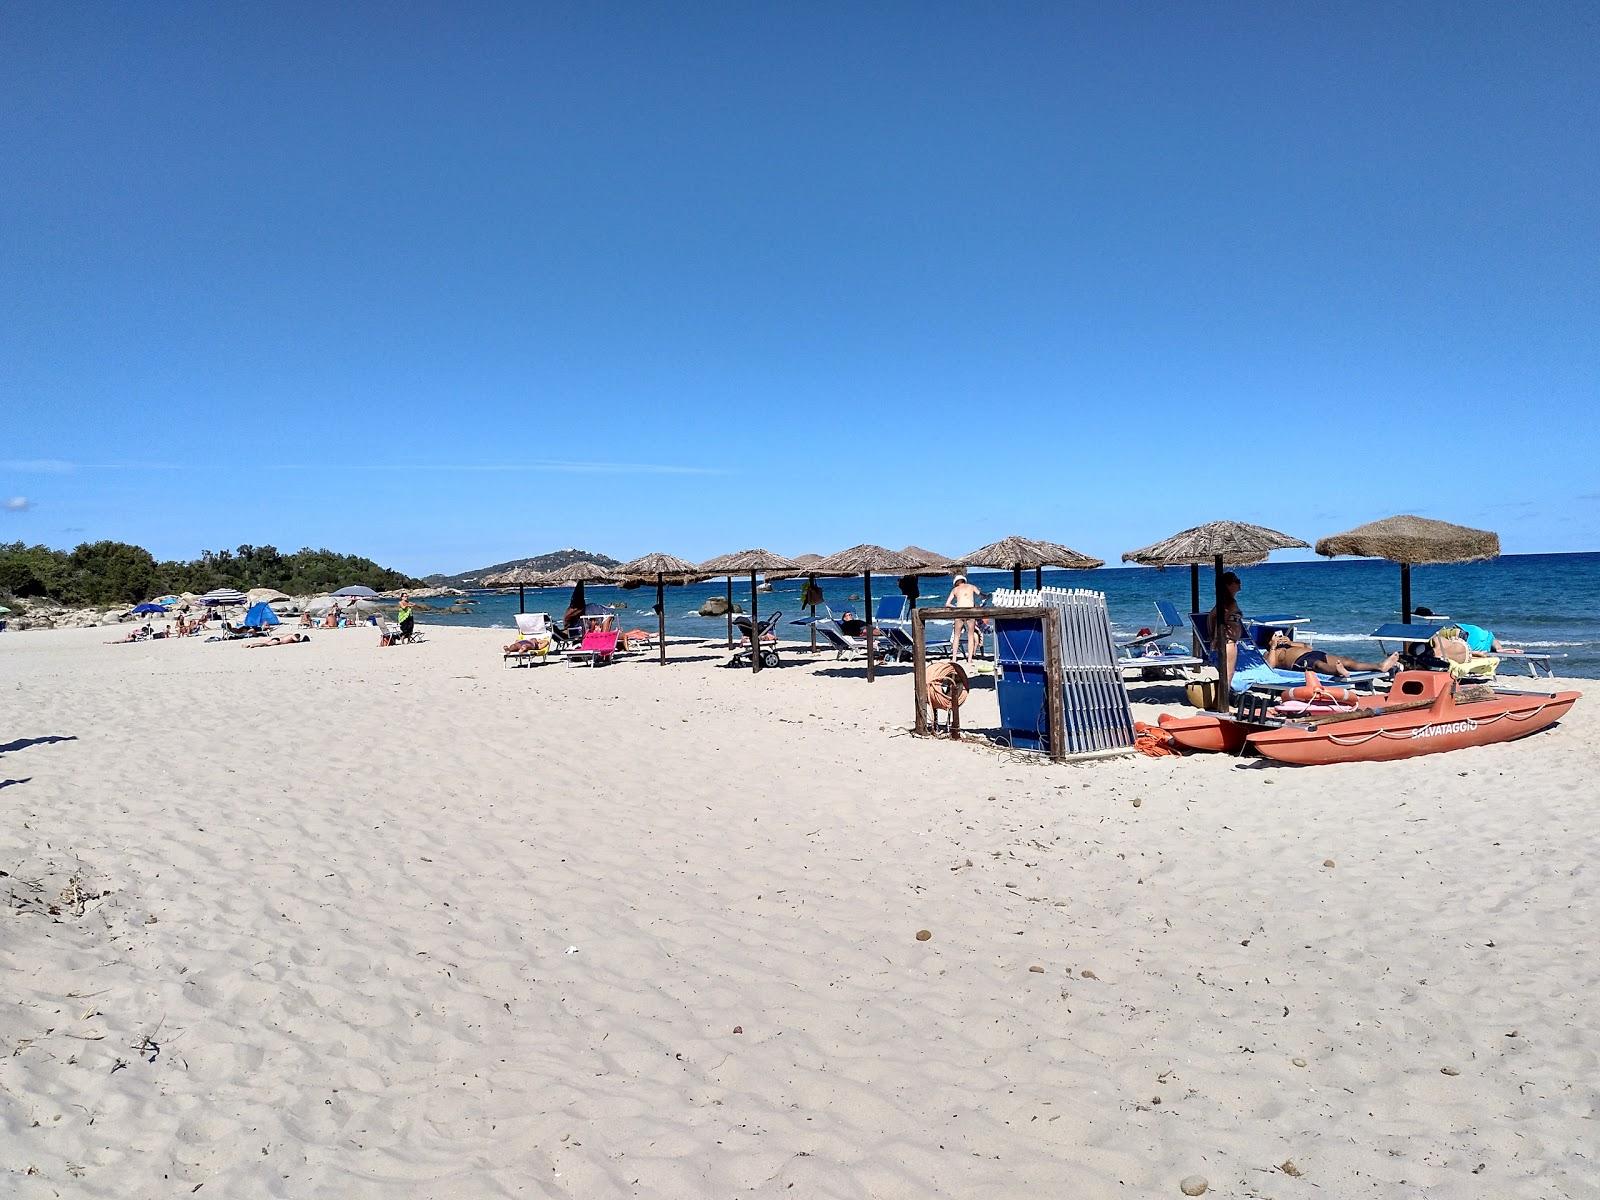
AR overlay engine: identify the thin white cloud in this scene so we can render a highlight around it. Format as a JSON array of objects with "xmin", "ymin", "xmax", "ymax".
[
  {"xmin": 263, "ymin": 461, "xmax": 730, "ymax": 476},
  {"xmin": 2, "ymin": 459, "xmax": 74, "ymax": 473},
  {"xmin": 4, "ymin": 496, "xmax": 34, "ymax": 512}
]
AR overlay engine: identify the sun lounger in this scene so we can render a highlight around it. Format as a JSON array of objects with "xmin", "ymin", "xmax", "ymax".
[
  {"xmin": 1189, "ymin": 612, "xmax": 1381, "ymax": 694},
  {"xmin": 565, "ymin": 627, "xmax": 619, "ymax": 667},
  {"xmin": 1368, "ymin": 621, "xmax": 1561, "ymax": 678},
  {"xmin": 1118, "ymin": 600, "xmax": 1186, "ymax": 651},
  {"xmin": 813, "ymin": 617, "xmax": 891, "ymax": 662}
]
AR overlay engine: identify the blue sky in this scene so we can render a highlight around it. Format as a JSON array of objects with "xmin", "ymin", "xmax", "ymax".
[{"xmin": 4, "ymin": 2, "xmax": 1597, "ymax": 575}]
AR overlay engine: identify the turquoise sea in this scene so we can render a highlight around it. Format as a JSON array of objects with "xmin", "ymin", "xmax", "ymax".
[{"xmin": 423, "ymin": 552, "xmax": 1600, "ymax": 679}]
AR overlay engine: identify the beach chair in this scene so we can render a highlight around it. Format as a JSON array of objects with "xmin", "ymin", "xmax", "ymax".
[
  {"xmin": 565, "ymin": 627, "xmax": 619, "ymax": 667},
  {"xmin": 730, "ymin": 611, "xmax": 782, "ymax": 668},
  {"xmin": 813, "ymin": 618, "xmax": 890, "ymax": 662},
  {"xmin": 1118, "ymin": 600, "xmax": 1185, "ymax": 651},
  {"xmin": 873, "ymin": 596, "xmax": 910, "ymax": 628},
  {"xmin": 1190, "ymin": 613, "xmax": 1380, "ymax": 695}
]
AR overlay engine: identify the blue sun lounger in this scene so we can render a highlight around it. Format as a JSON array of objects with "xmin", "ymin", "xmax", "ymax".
[
  {"xmin": 1189, "ymin": 613, "xmax": 1383, "ymax": 695},
  {"xmin": 1369, "ymin": 622, "xmax": 1562, "ymax": 678}
]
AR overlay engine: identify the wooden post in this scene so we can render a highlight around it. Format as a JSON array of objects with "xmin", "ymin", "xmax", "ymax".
[
  {"xmin": 808, "ymin": 573, "xmax": 817, "ymax": 652},
  {"xmin": 1189, "ymin": 563, "xmax": 1200, "ymax": 656},
  {"xmin": 725, "ymin": 578, "xmax": 733, "ymax": 649},
  {"xmin": 1034, "ymin": 565, "xmax": 1042, "ymax": 590},
  {"xmin": 1400, "ymin": 562, "xmax": 1412, "ymax": 625},
  {"xmin": 1212, "ymin": 553, "xmax": 1229, "ymax": 712},
  {"xmin": 656, "ymin": 577, "xmax": 666, "ymax": 666},
  {"xmin": 865, "ymin": 572, "xmax": 875, "ymax": 683},
  {"xmin": 912, "ymin": 609, "xmax": 930, "ymax": 735},
  {"xmin": 749, "ymin": 570, "xmax": 759, "ymax": 673},
  {"xmin": 519, "ymin": 585, "xmax": 526, "ymax": 614},
  {"xmin": 1012, "ymin": 565, "xmax": 1022, "ymax": 591},
  {"xmin": 1040, "ymin": 607, "xmax": 1067, "ymax": 762}
]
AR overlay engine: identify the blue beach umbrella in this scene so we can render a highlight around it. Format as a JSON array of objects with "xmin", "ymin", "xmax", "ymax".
[{"xmin": 131, "ymin": 603, "xmax": 168, "ymax": 615}]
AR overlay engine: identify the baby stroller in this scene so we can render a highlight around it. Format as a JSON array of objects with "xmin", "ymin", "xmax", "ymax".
[{"xmin": 730, "ymin": 611, "xmax": 782, "ymax": 668}]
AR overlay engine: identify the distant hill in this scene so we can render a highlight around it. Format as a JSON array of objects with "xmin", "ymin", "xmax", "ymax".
[{"xmin": 423, "ymin": 548, "xmax": 620, "ymax": 589}]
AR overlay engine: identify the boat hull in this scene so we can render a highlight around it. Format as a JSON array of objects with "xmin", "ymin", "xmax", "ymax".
[
  {"xmin": 1248, "ymin": 688, "xmax": 1580, "ymax": 765},
  {"xmin": 1158, "ymin": 712, "xmax": 1257, "ymax": 754}
]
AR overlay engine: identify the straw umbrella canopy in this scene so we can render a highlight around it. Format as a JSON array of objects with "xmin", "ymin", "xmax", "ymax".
[
  {"xmin": 530, "ymin": 560, "xmax": 620, "ymax": 628},
  {"xmin": 958, "ymin": 535, "xmax": 1105, "ymax": 591},
  {"xmin": 1122, "ymin": 520, "xmax": 1309, "ymax": 710},
  {"xmin": 1315, "ymin": 514, "xmax": 1499, "ymax": 624},
  {"xmin": 811, "ymin": 545, "xmax": 923, "ymax": 683},
  {"xmin": 697, "ymin": 549, "xmax": 800, "ymax": 673},
  {"xmin": 482, "ymin": 564, "xmax": 548, "ymax": 614},
  {"xmin": 614, "ymin": 552, "xmax": 703, "ymax": 666}
]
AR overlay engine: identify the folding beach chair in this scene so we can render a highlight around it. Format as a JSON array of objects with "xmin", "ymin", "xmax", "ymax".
[{"xmin": 565, "ymin": 627, "xmax": 619, "ymax": 667}]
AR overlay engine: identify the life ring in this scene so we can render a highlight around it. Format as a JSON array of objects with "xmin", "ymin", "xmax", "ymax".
[
  {"xmin": 927, "ymin": 662, "xmax": 969, "ymax": 712},
  {"xmin": 1280, "ymin": 678, "xmax": 1359, "ymax": 707}
]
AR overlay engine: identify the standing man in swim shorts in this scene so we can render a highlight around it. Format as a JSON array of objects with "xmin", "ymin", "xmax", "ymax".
[{"xmin": 945, "ymin": 575, "xmax": 984, "ymax": 665}]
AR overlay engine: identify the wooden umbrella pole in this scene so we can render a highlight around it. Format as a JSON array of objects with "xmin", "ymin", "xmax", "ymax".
[
  {"xmin": 865, "ymin": 572, "xmax": 875, "ymax": 683},
  {"xmin": 1035, "ymin": 566, "xmax": 1042, "ymax": 590},
  {"xmin": 1212, "ymin": 553, "xmax": 1229, "ymax": 712},
  {"xmin": 656, "ymin": 577, "xmax": 666, "ymax": 666},
  {"xmin": 726, "ymin": 578, "xmax": 733, "ymax": 648},
  {"xmin": 808, "ymin": 573, "xmax": 817, "ymax": 652},
  {"xmin": 750, "ymin": 570, "xmax": 760, "ymax": 674},
  {"xmin": 1189, "ymin": 563, "xmax": 1201, "ymax": 657},
  {"xmin": 1401, "ymin": 562, "xmax": 1412, "ymax": 625},
  {"xmin": 519, "ymin": 585, "xmax": 526, "ymax": 615},
  {"xmin": 1012, "ymin": 566, "xmax": 1022, "ymax": 591}
]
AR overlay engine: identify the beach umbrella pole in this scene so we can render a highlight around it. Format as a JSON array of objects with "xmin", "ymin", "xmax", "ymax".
[
  {"xmin": 1013, "ymin": 566, "xmax": 1022, "ymax": 591},
  {"xmin": 656, "ymin": 576, "xmax": 666, "ymax": 666},
  {"xmin": 1400, "ymin": 563, "xmax": 1411, "ymax": 625},
  {"xmin": 519, "ymin": 585, "xmax": 526, "ymax": 615},
  {"xmin": 1212, "ymin": 553, "xmax": 1229, "ymax": 712},
  {"xmin": 726, "ymin": 579, "xmax": 734, "ymax": 649},
  {"xmin": 750, "ymin": 570, "xmax": 759, "ymax": 673},
  {"xmin": 1190, "ymin": 563, "xmax": 1201, "ymax": 656},
  {"xmin": 808, "ymin": 574, "xmax": 817, "ymax": 652},
  {"xmin": 1035, "ymin": 566, "xmax": 1042, "ymax": 590},
  {"xmin": 865, "ymin": 572, "xmax": 874, "ymax": 683}
]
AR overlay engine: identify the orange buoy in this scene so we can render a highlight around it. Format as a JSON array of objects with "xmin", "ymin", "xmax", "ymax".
[{"xmin": 927, "ymin": 662, "xmax": 969, "ymax": 712}]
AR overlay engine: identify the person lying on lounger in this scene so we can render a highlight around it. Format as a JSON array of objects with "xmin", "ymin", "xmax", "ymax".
[
  {"xmin": 1428, "ymin": 622, "xmax": 1524, "ymax": 660},
  {"xmin": 244, "ymin": 633, "xmax": 311, "ymax": 648},
  {"xmin": 1265, "ymin": 632, "xmax": 1398, "ymax": 678}
]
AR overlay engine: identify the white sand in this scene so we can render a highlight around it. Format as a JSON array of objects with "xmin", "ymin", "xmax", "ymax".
[{"xmin": 2, "ymin": 623, "xmax": 1595, "ymax": 1198}]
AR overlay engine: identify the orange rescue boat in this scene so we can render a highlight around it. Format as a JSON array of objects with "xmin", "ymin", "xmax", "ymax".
[
  {"xmin": 1159, "ymin": 672, "xmax": 1580, "ymax": 764},
  {"xmin": 1248, "ymin": 671, "xmax": 1579, "ymax": 764}
]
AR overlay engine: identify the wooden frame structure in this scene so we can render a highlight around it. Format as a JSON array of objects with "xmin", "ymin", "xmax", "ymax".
[{"xmin": 910, "ymin": 606, "xmax": 1067, "ymax": 763}]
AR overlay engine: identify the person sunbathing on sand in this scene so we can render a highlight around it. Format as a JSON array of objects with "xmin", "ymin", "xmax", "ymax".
[
  {"xmin": 1265, "ymin": 631, "xmax": 1398, "ymax": 678},
  {"xmin": 244, "ymin": 634, "xmax": 311, "ymax": 648}
]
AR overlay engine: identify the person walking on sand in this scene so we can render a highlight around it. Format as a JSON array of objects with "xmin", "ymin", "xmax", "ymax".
[{"xmin": 945, "ymin": 575, "xmax": 985, "ymax": 664}]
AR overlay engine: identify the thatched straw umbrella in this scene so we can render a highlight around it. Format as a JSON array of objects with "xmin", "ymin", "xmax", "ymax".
[
  {"xmin": 697, "ymin": 549, "xmax": 800, "ymax": 673},
  {"xmin": 530, "ymin": 560, "xmax": 620, "ymax": 631},
  {"xmin": 958, "ymin": 535, "xmax": 1105, "ymax": 591},
  {"xmin": 811, "ymin": 544, "xmax": 922, "ymax": 683},
  {"xmin": 482, "ymin": 564, "xmax": 546, "ymax": 614},
  {"xmin": 1121, "ymin": 521, "xmax": 1309, "ymax": 710},
  {"xmin": 613, "ymin": 552, "xmax": 702, "ymax": 666},
  {"xmin": 1315, "ymin": 514, "xmax": 1499, "ymax": 624}
]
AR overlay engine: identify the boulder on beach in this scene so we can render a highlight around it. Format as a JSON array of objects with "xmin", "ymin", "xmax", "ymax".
[{"xmin": 699, "ymin": 596, "xmax": 732, "ymax": 617}]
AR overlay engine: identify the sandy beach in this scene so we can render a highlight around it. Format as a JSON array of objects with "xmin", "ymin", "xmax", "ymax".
[{"xmin": 3, "ymin": 623, "xmax": 1595, "ymax": 1198}]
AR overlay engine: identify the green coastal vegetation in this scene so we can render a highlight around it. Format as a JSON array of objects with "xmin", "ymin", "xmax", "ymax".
[{"xmin": 0, "ymin": 541, "xmax": 420, "ymax": 609}]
